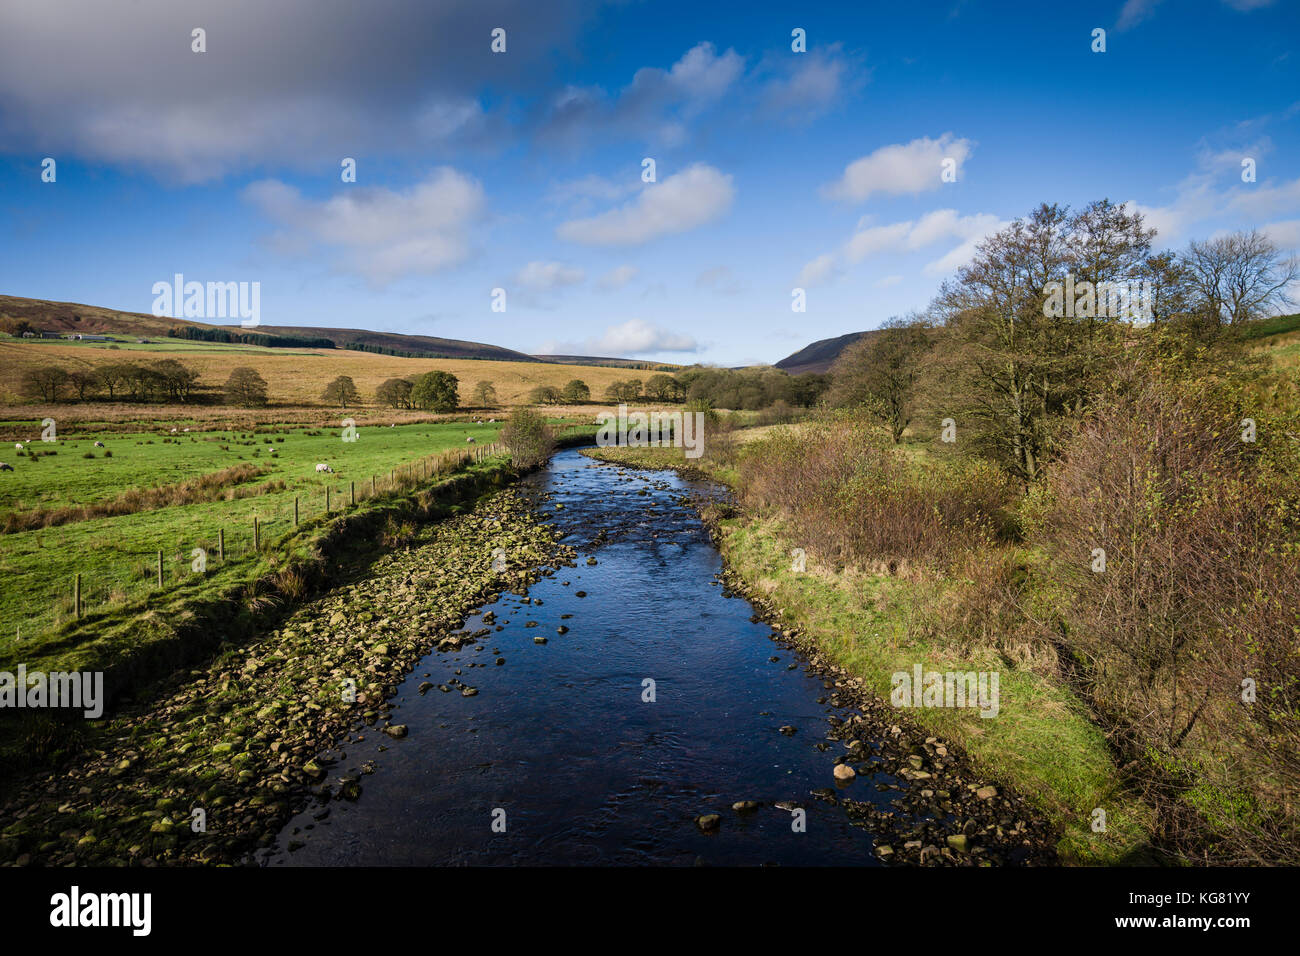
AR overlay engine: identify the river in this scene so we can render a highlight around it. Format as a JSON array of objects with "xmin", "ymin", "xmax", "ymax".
[{"xmin": 264, "ymin": 447, "xmax": 916, "ymax": 866}]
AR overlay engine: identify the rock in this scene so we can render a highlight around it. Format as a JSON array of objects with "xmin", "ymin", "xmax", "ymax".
[
  {"xmin": 732, "ymin": 801, "xmax": 761, "ymax": 813},
  {"xmin": 833, "ymin": 763, "xmax": 856, "ymax": 781},
  {"xmin": 534, "ymin": 636, "xmax": 547, "ymax": 644},
  {"xmin": 461, "ymin": 687, "xmax": 478, "ymax": 697},
  {"xmin": 946, "ymin": 834, "xmax": 970, "ymax": 854},
  {"xmin": 384, "ymin": 724, "xmax": 408, "ymax": 738},
  {"xmin": 976, "ymin": 786, "xmax": 998, "ymax": 800},
  {"xmin": 875, "ymin": 844, "xmax": 894, "ymax": 858},
  {"xmin": 778, "ymin": 725, "xmax": 797, "ymax": 736},
  {"xmin": 556, "ymin": 625, "xmax": 569, "ymax": 635},
  {"xmin": 695, "ymin": 814, "xmax": 721, "ymax": 832}
]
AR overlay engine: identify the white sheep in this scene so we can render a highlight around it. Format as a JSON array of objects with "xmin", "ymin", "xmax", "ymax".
[
  {"xmin": 94, "ymin": 441, "xmax": 105, "ymax": 447},
  {"xmin": 0, "ymin": 462, "xmax": 12, "ymax": 472},
  {"xmin": 315, "ymin": 463, "xmax": 333, "ymax": 473},
  {"xmin": 170, "ymin": 427, "xmax": 178, "ymax": 433},
  {"xmin": 14, "ymin": 443, "xmax": 23, "ymax": 450},
  {"xmin": 466, "ymin": 437, "xmax": 476, "ymax": 443}
]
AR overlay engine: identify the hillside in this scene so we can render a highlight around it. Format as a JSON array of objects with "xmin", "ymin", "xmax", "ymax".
[
  {"xmin": 0, "ymin": 294, "xmax": 652, "ymax": 368},
  {"xmin": 774, "ymin": 330, "xmax": 874, "ymax": 375}
]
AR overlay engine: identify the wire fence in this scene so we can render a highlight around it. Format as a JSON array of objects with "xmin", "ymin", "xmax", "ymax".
[{"xmin": 6, "ymin": 441, "xmax": 506, "ymax": 645}]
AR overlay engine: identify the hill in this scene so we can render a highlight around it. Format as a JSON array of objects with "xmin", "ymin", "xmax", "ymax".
[{"xmin": 774, "ymin": 330, "xmax": 874, "ymax": 375}]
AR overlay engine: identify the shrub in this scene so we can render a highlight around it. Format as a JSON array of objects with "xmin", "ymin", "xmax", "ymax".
[{"xmin": 500, "ymin": 407, "xmax": 555, "ymax": 470}]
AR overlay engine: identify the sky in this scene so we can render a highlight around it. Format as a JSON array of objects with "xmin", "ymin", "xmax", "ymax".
[{"xmin": 0, "ymin": 0, "xmax": 1297, "ymax": 366}]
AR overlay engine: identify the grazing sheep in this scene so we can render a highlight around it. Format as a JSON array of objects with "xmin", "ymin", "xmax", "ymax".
[
  {"xmin": 315, "ymin": 463, "xmax": 333, "ymax": 473},
  {"xmin": 466, "ymin": 437, "xmax": 476, "ymax": 443},
  {"xmin": 94, "ymin": 441, "xmax": 105, "ymax": 447},
  {"xmin": 14, "ymin": 443, "xmax": 23, "ymax": 450},
  {"xmin": 170, "ymin": 427, "xmax": 178, "ymax": 433},
  {"xmin": 0, "ymin": 462, "xmax": 12, "ymax": 472}
]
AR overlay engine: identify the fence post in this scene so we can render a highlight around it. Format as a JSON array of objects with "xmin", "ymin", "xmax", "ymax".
[
  {"xmin": 74, "ymin": 573, "xmax": 82, "ymax": 619},
  {"xmin": 254, "ymin": 516, "xmax": 260, "ymax": 552},
  {"xmin": 219, "ymin": 528, "xmax": 224, "ymax": 562},
  {"xmin": 372, "ymin": 475, "xmax": 377, "ymax": 495},
  {"xmin": 294, "ymin": 496, "xmax": 299, "ymax": 527},
  {"xmin": 157, "ymin": 550, "xmax": 163, "ymax": 587},
  {"xmin": 326, "ymin": 486, "xmax": 330, "ymax": 512},
  {"xmin": 350, "ymin": 480, "xmax": 355, "ymax": 506}
]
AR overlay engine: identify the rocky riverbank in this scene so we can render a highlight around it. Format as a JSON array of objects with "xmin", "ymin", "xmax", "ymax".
[{"xmin": 0, "ymin": 489, "xmax": 573, "ymax": 866}]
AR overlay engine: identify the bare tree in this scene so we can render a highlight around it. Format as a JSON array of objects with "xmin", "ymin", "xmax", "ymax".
[{"xmin": 1182, "ymin": 230, "xmax": 1299, "ymax": 326}]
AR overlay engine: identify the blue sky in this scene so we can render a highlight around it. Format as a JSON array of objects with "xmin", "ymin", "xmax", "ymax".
[{"xmin": 1, "ymin": 0, "xmax": 1297, "ymax": 365}]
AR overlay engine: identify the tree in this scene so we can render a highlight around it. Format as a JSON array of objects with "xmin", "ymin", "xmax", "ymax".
[
  {"xmin": 151, "ymin": 359, "xmax": 200, "ymax": 402},
  {"xmin": 322, "ymin": 375, "xmax": 360, "ymax": 408},
  {"xmin": 224, "ymin": 367, "xmax": 269, "ymax": 407},
  {"xmin": 21, "ymin": 365, "xmax": 68, "ymax": 403},
  {"xmin": 410, "ymin": 370, "xmax": 459, "ymax": 411},
  {"xmin": 95, "ymin": 363, "xmax": 134, "ymax": 400},
  {"xmin": 471, "ymin": 380, "xmax": 498, "ymax": 407},
  {"xmin": 934, "ymin": 200, "xmax": 1153, "ymax": 485},
  {"xmin": 604, "ymin": 379, "xmax": 641, "ymax": 402},
  {"xmin": 644, "ymin": 373, "xmax": 681, "ymax": 402},
  {"xmin": 64, "ymin": 369, "xmax": 98, "ymax": 402},
  {"xmin": 828, "ymin": 318, "xmax": 934, "ymax": 442},
  {"xmin": 500, "ymin": 407, "xmax": 555, "ymax": 469},
  {"xmin": 528, "ymin": 385, "xmax": 561, "ymax": 405},
  {"xmin": 376, "ymin": 377, "xmax": 414, "ymax": 409},
  {"xmin": 1182, "ymin": 229, "xmax": 1299, "ymax": 327},
  {"xmin": 560, "ymin": 379, "xmax": 590, "ymax": 403}
]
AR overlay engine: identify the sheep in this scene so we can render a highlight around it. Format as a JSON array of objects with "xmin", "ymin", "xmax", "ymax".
[
  {"xmin": 315, "ymin": 463, "xmax": 333, "ymax": 473},
  {"xmin": 14, "ymin": 443, "xmax": 23, "ymax": 450},
  {"xmin": 94, "ymin": 441, "xmax": 105, "ymax": 447},
  {"xmin": 466, "ymin": 437, "xmax": 476, "ymax": 443},
  {"xmin": 170, "ymin": 427, "xmax": 178, "ymax": 433},
  {"xmin": 0, "ymin": 462, "xmax": 12, "ymax": 472}
]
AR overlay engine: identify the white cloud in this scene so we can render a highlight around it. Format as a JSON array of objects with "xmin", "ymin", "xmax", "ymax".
[
  {"xmin": 515, "ymin": 260, "xmax": 585, "ymax": 290},
  {"xmin": 761, "ymin": 45, "xmax": 859, "ymax": 119},
  {"xmin": 596, "ymin": 264, "xmax": 639, "ymax": 291},
  {"xmin": 797, "ymin": 254, "xmax": 840, "ymax": 287},
  {"xmin": 557, "ymin": 163, "xmax": 734, "ymax": 246},
  {"xmin": 244, "ymin": 168, "xmax": 485, "ymax": 285},
  {"xmin": 539, "ymin": 318, "xmax": 699, "ymax": 356},
  {"xmin": 1262, "ymin": 219, "xmax": 1300, "ymax": 250},
  {"xmin": 803, "ymin": 209, "xmax": 1005, "ymax": 283},
  {"xmin": 822, "ymin": 134, "xmax": 973, "ymax": 203}
]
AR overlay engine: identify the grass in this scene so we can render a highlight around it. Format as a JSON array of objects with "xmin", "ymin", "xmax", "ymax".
[
  {"xmin": 0, "ymin": 421, "xmax": 503, "ymax": 644},
  {"xmin": 0, "ymin": 339, "xmax": 644, "ymax": 406},
  {"xmin": 582, "ymin": 442, "xmax": 1153, "ymax": 864}
]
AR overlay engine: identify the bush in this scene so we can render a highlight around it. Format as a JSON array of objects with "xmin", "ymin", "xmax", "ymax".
[
  {"xmin": 1036, "ymin": 375, "xmax": 1300, "ymax": 862},
  {"xmin": 739, "ymin": 417, "xmax": 1016, "ymax": 570},
  {"xmin": 500, "ymin": 407, "xmax": 555, "ymax": 470}
]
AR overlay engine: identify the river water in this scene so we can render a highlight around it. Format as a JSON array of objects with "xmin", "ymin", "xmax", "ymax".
[{"xmin": 265, "ymin": 448, "xmax": 906, "ymax": 866}]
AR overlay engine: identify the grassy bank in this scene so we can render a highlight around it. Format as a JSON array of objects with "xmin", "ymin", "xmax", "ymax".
[{"xmin": 582, "ymin": 444, "xmax": 1151, "ymax": 864}]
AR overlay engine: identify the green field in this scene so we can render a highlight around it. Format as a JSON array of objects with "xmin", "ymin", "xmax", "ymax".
[{"xmin": 0, "ymin": 420, "xmax": 502, "ymax": 644}]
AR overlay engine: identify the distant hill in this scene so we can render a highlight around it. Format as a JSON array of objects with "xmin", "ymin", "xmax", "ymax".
[
  {"xmin": 0, "ymin": 294, "xmax": 651, "ymax": 368},
  {"xmin": 774, "ymin": 330, "xmax": 875, "ymax": 375}
]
